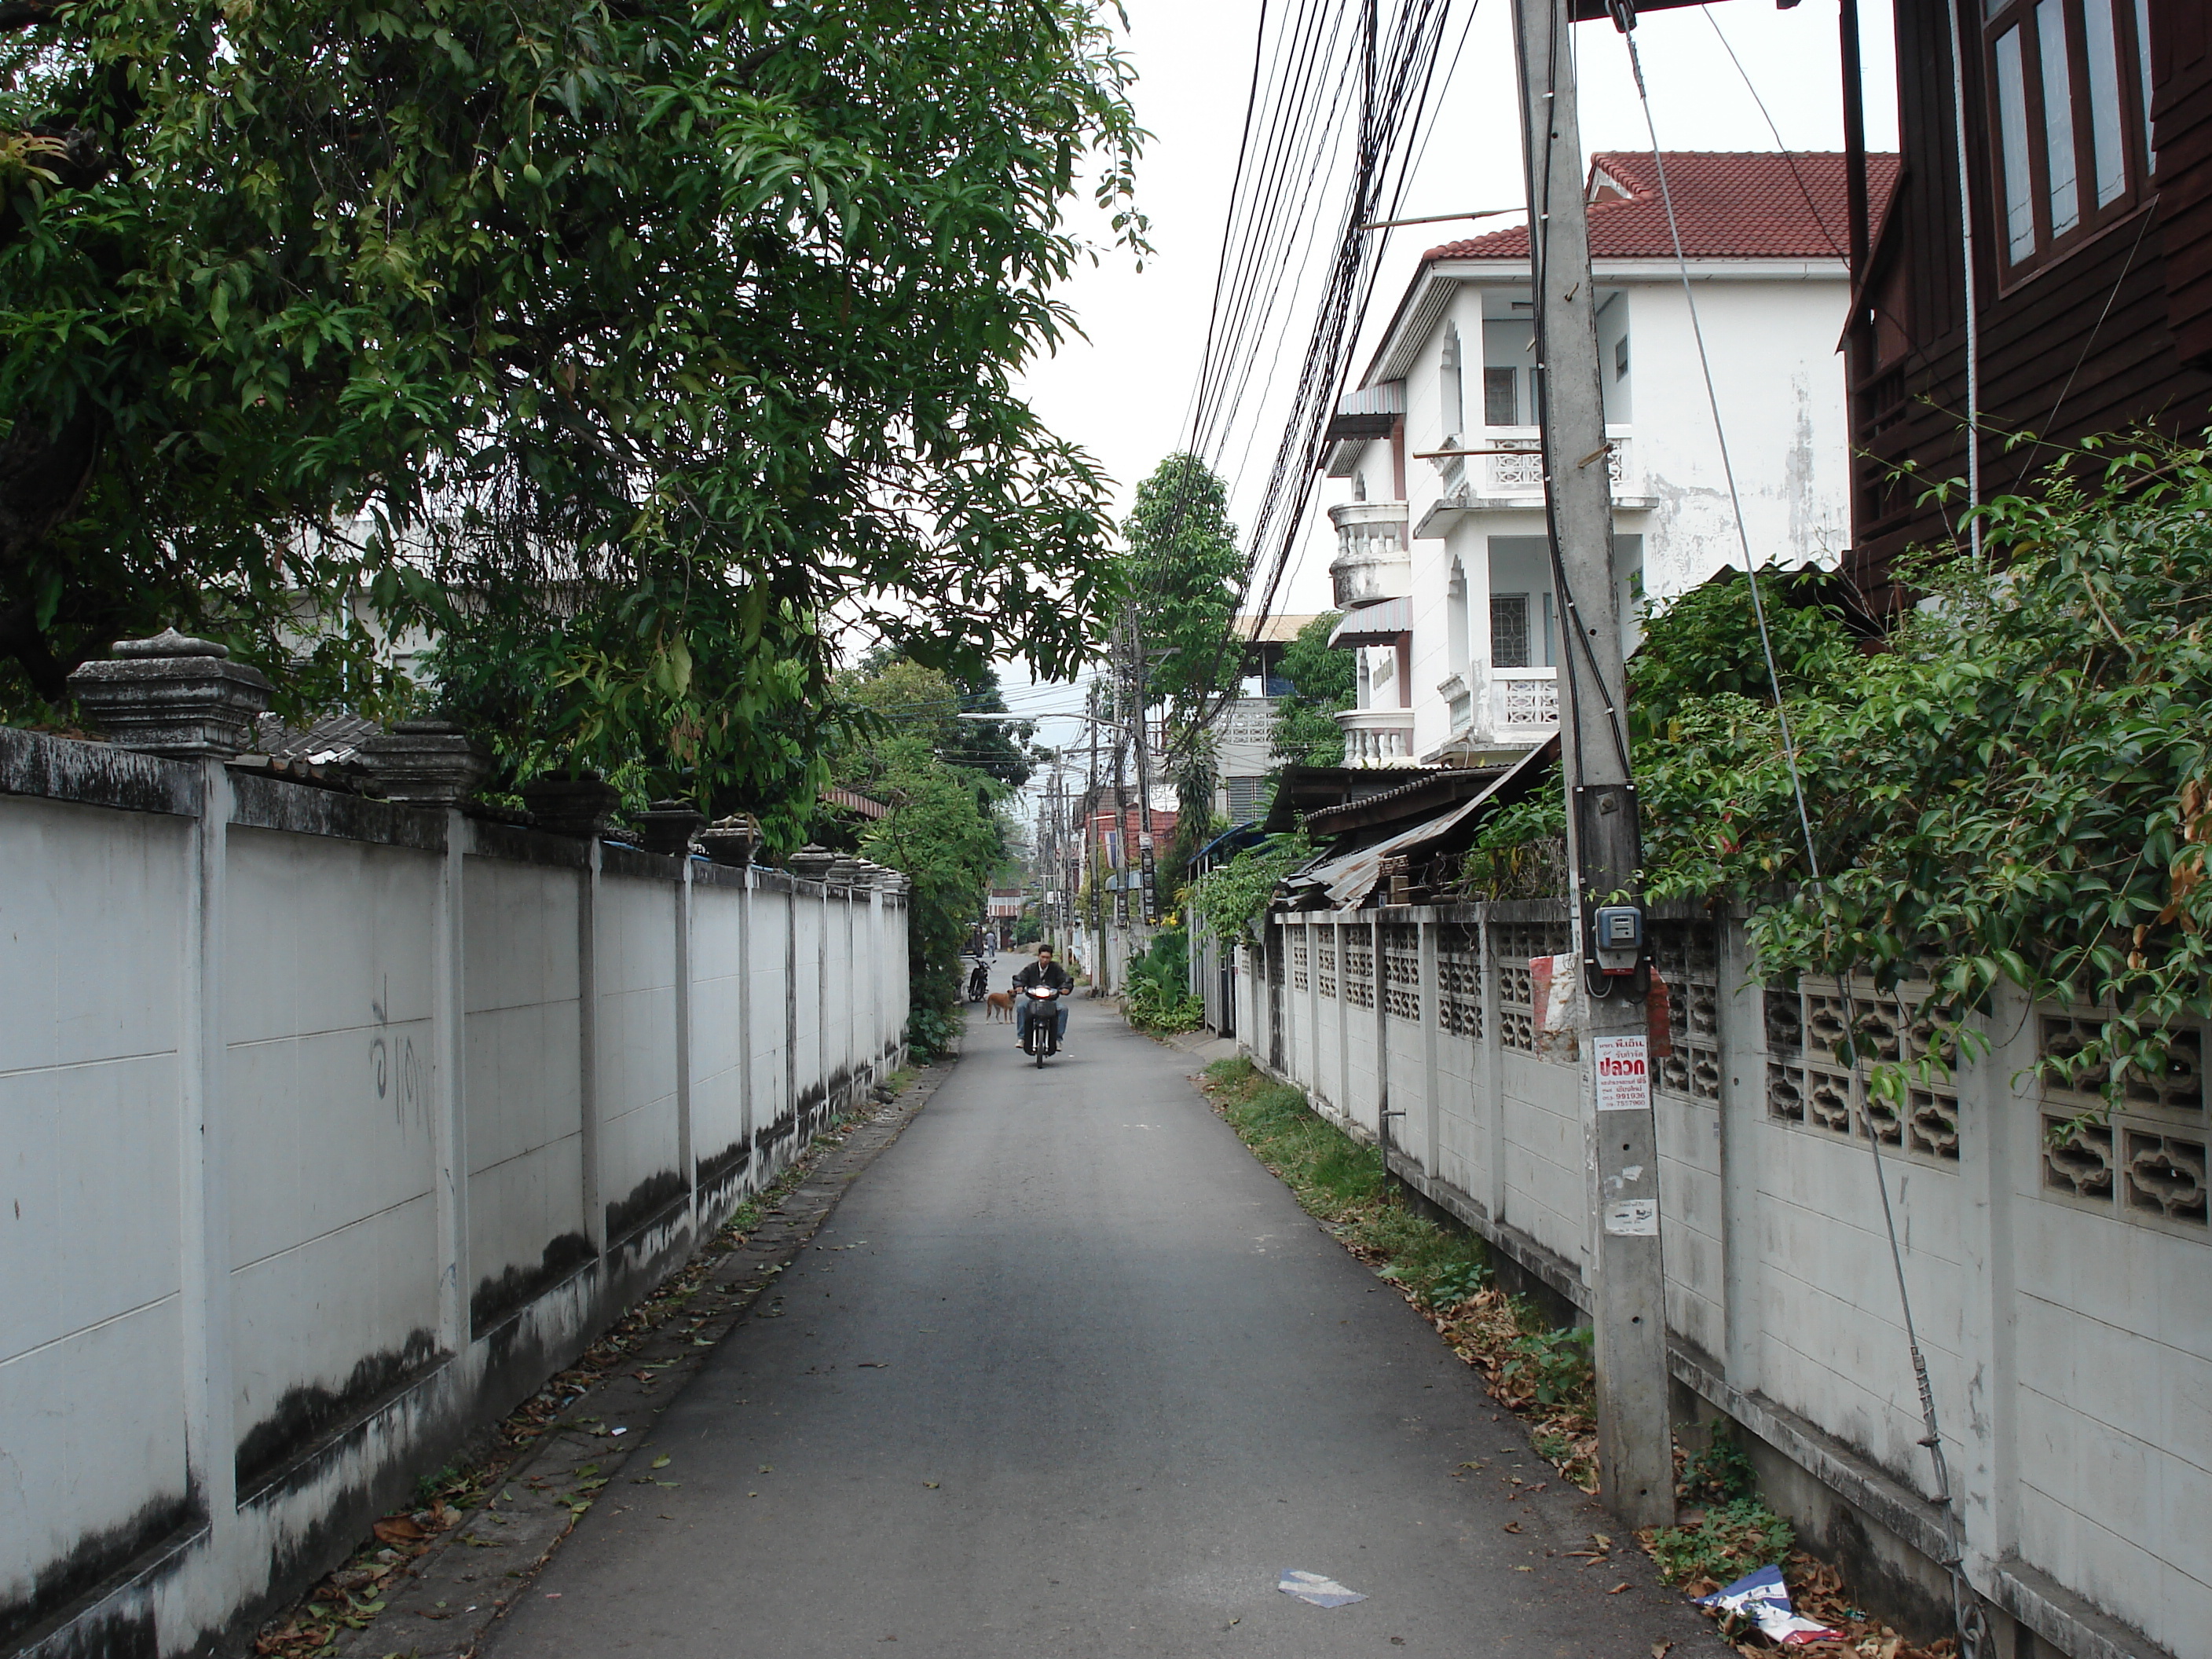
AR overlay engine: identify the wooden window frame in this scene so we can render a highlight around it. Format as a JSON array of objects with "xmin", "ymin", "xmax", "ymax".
[{"xmin": 1983, "ymin": 0, "xmax": 2155, "ymax": 280}]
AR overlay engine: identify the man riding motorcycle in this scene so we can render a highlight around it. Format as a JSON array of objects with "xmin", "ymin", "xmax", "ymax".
[{"xmin": 1011, "ymin": 945, "xmax": 1075, "ymax": 1052}]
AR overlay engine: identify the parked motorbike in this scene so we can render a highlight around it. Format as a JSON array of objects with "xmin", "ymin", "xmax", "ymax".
[
  {"xmin": 966, "ymin": 956, "xmax": 989, "ymax": 1002},
  {"xmin": 1020, "ymin": 985, "xmax": 1062, "ymax": 1066}
]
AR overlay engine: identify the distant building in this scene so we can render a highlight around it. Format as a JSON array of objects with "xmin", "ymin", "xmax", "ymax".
[{"xmin": 1319, "ymin": 152, "xmax": 1894, "ymax": 764}]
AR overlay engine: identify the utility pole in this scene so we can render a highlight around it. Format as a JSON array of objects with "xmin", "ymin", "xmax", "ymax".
[
  {"xmin": 1087, "ymin": 686, "xmax": 1103, "ymax": 993},
  {"xmin": 1510, "ymin": 0, "xmax": 1670, "ymax": 1531},
  {"xmin": 1126, "ymin": 613, "xmax": 1159, "ymax": 926}
]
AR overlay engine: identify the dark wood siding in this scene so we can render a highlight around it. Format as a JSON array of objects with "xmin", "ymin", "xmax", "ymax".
[
  {"xmin": 2153, "ymin": 1, "xmax": 2212, "ymax": 363},
  {"xmin": 1846, "ymin": 0, "xmax": 2212, "ymax": 616}
]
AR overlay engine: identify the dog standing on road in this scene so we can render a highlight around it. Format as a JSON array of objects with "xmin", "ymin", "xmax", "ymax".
[{"xmin": 984, "ymin": 989, "xmax": 1015, "ymax": 1022}]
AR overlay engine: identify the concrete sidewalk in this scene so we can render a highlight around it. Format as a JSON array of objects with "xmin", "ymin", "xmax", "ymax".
[{"xmin": 479, "ymin": 1001, "xmax": 1717, "ymax": 1657}]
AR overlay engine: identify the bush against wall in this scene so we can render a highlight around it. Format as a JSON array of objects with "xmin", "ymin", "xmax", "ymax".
[
  {"xmin": 1626, "ymin": 440, "xmax": 2212, "ymax": 1095},
  {"xmin": 1188, "ymin": 830, "xmax": 1313, "ymax": 939},
  {"xmin": 826, "ymin": 659, "xmax": 1011, "ymax": 1054}
]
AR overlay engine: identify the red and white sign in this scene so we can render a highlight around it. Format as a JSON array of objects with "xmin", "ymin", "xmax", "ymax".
[{"xmin": 1592, "ymin": 1033, "xmax": 1651, "ymax": 1113}]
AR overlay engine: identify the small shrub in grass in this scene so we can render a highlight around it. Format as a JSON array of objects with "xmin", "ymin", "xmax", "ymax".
[
  {"xmin": 1644, "ymin": 1498, "xmax": 1796, "ymax": 1593},
  {"xmin": 1498, "ymin": 1324, "xmax": 1595, "ymax": 1410},
  {"xmin": 1679, "ymin": 1420, "xmax": 1759, "ymax": 1505}
]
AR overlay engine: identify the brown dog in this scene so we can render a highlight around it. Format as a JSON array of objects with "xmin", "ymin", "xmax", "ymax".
[{"xmin": 983, "ymin": 990, "xmax": 1015, "ymax": 1022}]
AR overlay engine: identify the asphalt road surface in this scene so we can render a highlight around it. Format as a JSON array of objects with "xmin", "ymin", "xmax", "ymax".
[{"xmin": 482, "ymin": 998, "xmax": 1716, "ymax": 1658}]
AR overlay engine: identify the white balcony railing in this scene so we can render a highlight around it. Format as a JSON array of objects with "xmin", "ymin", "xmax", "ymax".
[
  {"xmin": 1327, "ymin": 500, "xmax": 1412, "ymax": 609},
  {"xmin": 1469, "ymin": 427, "xmax": 1633, "ymax": 499},
  {"xmin": 1335, "ymin": 705, "xmax": 1418, "ymax": 767},
  {"xmin": 1490, "ymin": 668, "xmax": 1559, "ymax": 732}
]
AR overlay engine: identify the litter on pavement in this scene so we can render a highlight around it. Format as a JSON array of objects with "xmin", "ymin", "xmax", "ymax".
[
  {"xmin": 1694, "ymin": 1565, "xmax": 1842, "ymax": 1646},
  {"xmin": 1277, "ymin": 1569, "xmax": 1368, "ymax": 1608}
]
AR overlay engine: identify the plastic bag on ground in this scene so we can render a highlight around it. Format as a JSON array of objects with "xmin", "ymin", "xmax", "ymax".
[
  {"xmin": 1694, "ymin": 1564, "xmax": 1842, "ymax": 1646},
  {"xmin": 1276, "ymin": 1569, "xmax": 1367, "ymax": 1608}
]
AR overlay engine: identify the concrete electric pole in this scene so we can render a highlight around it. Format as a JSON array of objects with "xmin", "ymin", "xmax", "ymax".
[{"xmin": 1509, "ymin": 0, "xmax": 1672, "ymax": 1531}]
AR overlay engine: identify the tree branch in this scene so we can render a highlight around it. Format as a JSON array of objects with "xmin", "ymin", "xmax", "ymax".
[{"xmin": 0, "ymin": 0, "xmax": 64, "ymax": 32}]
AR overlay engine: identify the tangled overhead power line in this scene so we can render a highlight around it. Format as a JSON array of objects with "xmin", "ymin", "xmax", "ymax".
[{"xmin": 1144, "ymin": 0, "xmax": 1469, "ymax": 767}]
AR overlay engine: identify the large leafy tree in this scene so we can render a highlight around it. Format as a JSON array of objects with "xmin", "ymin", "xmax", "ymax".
[
  {"xmin": 1121, "ymin": 452, "xmax": 1241, "ymax": 709},
  {"xmin": 0, "ymin": 0, "xmax": 1142, "ymax": 806},
  {"xmin": 1269, "ymin": 610, "xmax": 1352, "ymax": 765}
]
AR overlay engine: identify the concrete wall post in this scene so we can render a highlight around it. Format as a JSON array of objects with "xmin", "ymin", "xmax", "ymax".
[
  {"xmin": 579, "ymin": 841, "xmax": 604, "ymax": 1251},
  {"xmin": 676, "ymin": 856, "xmax": 696, "ymax": 1229},
  {"xmin": 1716, "ymin": 914, "xmax": 1762, "ymax": 1393},
  {"xmin": 431, "ymin": 813, "xmax": 471, "ymax": 1355},
  {"xmin": 180, "ymin": 758, "xmax": 239, "ymax": 1625}
]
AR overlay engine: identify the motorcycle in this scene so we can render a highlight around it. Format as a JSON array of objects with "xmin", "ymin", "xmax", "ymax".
[
  {"xmin": 1020, "ymin": 985, "xmax": 1063, "ymax": 1066},
  {"xmin": 966, "ymin": 956, "xmax": 989, "ymax": 1002}
]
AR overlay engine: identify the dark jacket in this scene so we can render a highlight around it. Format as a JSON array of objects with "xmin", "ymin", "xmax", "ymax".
[{"xmin": 1012, "ymin": 958, "xmax": 1075, "ymax": 994}]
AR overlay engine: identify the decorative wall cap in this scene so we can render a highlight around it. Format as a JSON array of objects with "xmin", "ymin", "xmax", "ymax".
[
  {"xmin": 786, "ymin": 843, "xmax": 834, "ymax": 881},
  {"xmin": 357, "ymin": 722, "xmax": 493, "ymax": 807},
  {"xmin": 698, "ymin": 812, "xmax": 762, "ymax": 866},
  {"xmin": 635, "ymin": 799, "xmax": 708, "ymax": 857},
  {"xmin": 68, "ymin": 629, "xmax": 276, "ymax": 759},
  {"xmin": 518, "ymin": 774, "xmax": 621, "ymax": 839}
]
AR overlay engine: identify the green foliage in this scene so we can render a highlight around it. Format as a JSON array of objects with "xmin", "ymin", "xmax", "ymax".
[
  {"xmin": 1679, "ymin": 1420, "xmax": 1760, "ymax": 1506},
  {"xmin": 826, "ymin": 660, "xmax": 1007, "ymax": 1025},
  {"xmin": 1270, "ymin": 611, "xmax": 1353, "ymax": 766},
  {"xmin": 1626, "ymin": 570, "xmax": 1861, "ymax": 743},
  {"xmin": 1456, "ymin": 786, "xmax": 1569, "ymax": 902},
  {"xmin": 1121, "ymin": 453, "xmax": 1242, "ymax": 710},
  {"xmin": 1188, "ymin": 830, "xmax": 1312, "ymax": 936},
  {"xmin": 1646, "ymin": 1500, "xmax": 1796, "ymax": 1589},
  {"xmin": 1496, "ymin": 1324, "xmax": 1594, "ymax": 1410},
  {"xmin": 0, "ymin": 0, "xmax": 1143, "ymax": 798},
  {"xmin": 905, "ymin": 1004, "xmax": 961, "ymax": 1065},
  {"xmin": 1123, "ymin": 926, "xmax": 1202, "ymax": 1031},
  {"xmin": 1012, "ymin": 912, "xmax": 1044, "ymax": 947},
  {"xmin": 1123, "ymin": 972, "xmax": 1203, "ymax": 1032},
  {"xmin": 1638, "ymin": 439, "xmax": 2212, "ymax": 1101}
]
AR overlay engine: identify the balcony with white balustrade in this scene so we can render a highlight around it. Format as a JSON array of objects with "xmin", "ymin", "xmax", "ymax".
[
  {"xmin": 1335, "ymin": 706, "xmax": 1418, "ymax": 767},
  {"xmin": 1327, "ymin": 500, "xmax": 1412, "ymax": 610}
]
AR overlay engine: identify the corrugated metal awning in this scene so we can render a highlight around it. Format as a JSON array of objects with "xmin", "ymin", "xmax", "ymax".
[{"xmin": 1328, "ymin": 599, "xmax": 1412, "ymax": 646}]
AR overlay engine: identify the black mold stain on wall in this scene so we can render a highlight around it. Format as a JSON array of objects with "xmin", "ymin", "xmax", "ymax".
[
  {"xmin": 233, "ymin": 1330, "xmax": 441, "ymax": 1495},
  {"xmin": 603, "ymin": 1168, "xmax": 686, "ymax": 1249},
  {"xmin": 695, "ymin": 1136, "xmax": 750, "ymax": 1195},
  {"xmin": 470, "ymin": 1232, "xmax": 595, "ymax": 1339},
  {"xmin": 1, "ymin": 1490, "xmax": 190, "ymax": 1656}
]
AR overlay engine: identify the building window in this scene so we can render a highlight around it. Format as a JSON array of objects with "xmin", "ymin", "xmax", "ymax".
[
  {"xmin": 1492, "ymin": 593, "xmax": 1531, "ymax": 668},
  {"xmin": 1441, "ymin": 325, "xmax": 1466, "ymax": 441},
  {"xmin": 1484, "ymin": 367, "xmax": 1518, "ymax": 427},
  {"xmin": 1985, "ymin": 0, "xmax": 2153, "ymax": 274}
]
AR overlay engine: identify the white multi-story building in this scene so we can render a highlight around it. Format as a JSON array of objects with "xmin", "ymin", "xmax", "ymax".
[{"xmin": 1320, "ymin": 150, "xmax": 1896, "ymax": 764}]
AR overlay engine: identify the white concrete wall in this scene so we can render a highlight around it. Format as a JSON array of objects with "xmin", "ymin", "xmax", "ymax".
[
  {"xmin": 0, "ymin": 731, "xmax": 909, "ymax": 1659},
  {"xmin": 1247, "ymin": 903, "xmax": 2208, "ymax": 1659}
]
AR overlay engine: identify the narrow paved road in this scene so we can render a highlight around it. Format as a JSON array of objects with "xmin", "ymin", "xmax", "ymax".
[{"xmin": 483, "ymin": 1000, "xmax": 1715, "ymax": 1657}]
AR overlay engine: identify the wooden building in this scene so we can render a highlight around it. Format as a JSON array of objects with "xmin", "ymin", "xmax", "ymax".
[{"xmin": 1845, "ymin": 0, "xmax": 2212, "ymax": 612}]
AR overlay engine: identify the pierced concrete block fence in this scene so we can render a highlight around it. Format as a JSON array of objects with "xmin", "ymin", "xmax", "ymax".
[
  {"xmin": 2, "ymin": 635, "xmax": 910, "ymax": 1659},
  {"xmin": 1236, "ymin": 901, "xmax": 2207, "ymax": 1659}
]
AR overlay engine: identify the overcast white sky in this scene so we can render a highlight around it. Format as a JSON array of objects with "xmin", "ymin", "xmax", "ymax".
[{"xmin": 996, "ymin": 0, "xmax": 1900, "ymax": 776}]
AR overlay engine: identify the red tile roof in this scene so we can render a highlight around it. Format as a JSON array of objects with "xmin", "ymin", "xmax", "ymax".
[{"xmin": 1423, "ymin": 151, "xmax": 1899, "ymax": 263}]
